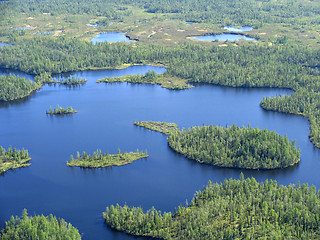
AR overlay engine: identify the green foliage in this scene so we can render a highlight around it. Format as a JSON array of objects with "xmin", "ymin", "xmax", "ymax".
[
  {"xmin": 46, "ymin": 105, "xmax": 77, "ymax": 115},
  {"xmin": 98, "ymin": 71, "xmax": 191, "ymax": 90},
  {"xmin": 0, "ymin": 146, "xmax": 31, "ymax": 174},
  {"xmin": 104, "ymin": 177, "xmax": 320, "ymax": 239},
  {"xmin": 67, "ymin": 149, "xmax": 148, "ymax": 167},
  {"xmin": 0, "ymin": 209, "xmax": 81, "ymax": 239},
  {"xmin": 168, "ymin": 124, "xmax": 300, "ymax": 169},
  {"xmin": 137, "ymin": 121, "xmax": 300, "ymax": 169},
  {"xmin": 8, "ymin": 0, "xmax": 320, "ymax": 27},
  {"xmin": 134, "ymin": 121, "xmax": 178, "ymax": 135},
  {"xmin": 0, "ymin": 74, "xmax": 41, "ymax": 101}
]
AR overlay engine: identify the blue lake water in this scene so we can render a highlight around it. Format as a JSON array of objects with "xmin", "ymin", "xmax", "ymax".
[
  {"xmin": 191, "ymin": 33, "xmax": 257, "ymax": 41},
  {"xmin": 91, "ymin": 32, "xmax": 134, "ymax": 44},
  {"xmin": 0, "ymin": 69, "xmax": 35, "ymax": 81},
  {"xmin": 224, "ymin": 26, "xmax": 253, "ymax": 32},
  {"xmin": 14, "ymin": 27, "xmax": 31, "ymax": 30},
  {"xmin": 33, "ymin": 31, "xmax": 54, "ymax": 35},
  {"xmin": 0, "ymin": 65, "xmax": 320, "ymax": 240},
  {"xmin": 185, "ymin": 22, "xmax": 193, "ymax": 25},
  {"xmin": 0, "ymin": 43, "xmax": 13, "ymax": 46}
]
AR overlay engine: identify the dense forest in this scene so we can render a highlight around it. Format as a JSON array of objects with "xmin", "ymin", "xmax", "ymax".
[
  {"xmin": 67, "ymin": 149, "xmax": 148, "ymax": 167},
  {"xmin": 104, "ymin": 176, "xmax": 320, "ymax": 239},
  {"xmin": 0, "ymin": 146, "xmax": 31, "ymax": 174},
  {"xmin": 136, "ymin": 121, "xmax": 300, "ymax": 169},
  {"xmin": 168, "ymin": 124, "xmax": 300, "ymax": 169},
  {"xmin": 0, "ymin": 74, "xmax": 41, "ymax": 101},
  {"xmin": 0, "ymin": 209, "xmax": 81, "ymax": 239},
  {"xmin": 5, "ymin": 0, "xmax": 320, "ymax": 27}
]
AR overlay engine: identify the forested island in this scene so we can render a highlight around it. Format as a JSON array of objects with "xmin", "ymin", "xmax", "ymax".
[
  {"xmin": 46, "ymin": 105, "xmax": 77, "ymax": 115},
  {"xmin": 0, "ymin": 146, "xmax": 31, "ymax": 174},
  {"xmin": 0, "ymin": 209, "xmax": 81, "ymax": 239},
  {"xmin": 67, "ymin": 149, "xmax": 148, "ymax": 167},
  {"xmin": 135, "ymin": 121, "xmax": 300, "ymax": 169},
  {"xmin": 97, "ymin": 70, "xmax": 191, "ymax": 90},
  {"xmin": 104, "ymin": 176, "xmax": 320, "ymax": 239},
  {"xmin": 0, "ymin": 75, "xmax": 41, "ymax": 101}
]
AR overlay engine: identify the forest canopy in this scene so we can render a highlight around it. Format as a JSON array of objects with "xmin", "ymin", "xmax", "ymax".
[
  {"xmin": 104, "ymin": 176, "xmax": 320, "ymax": 239},
  {"xmin": 0, "ymin": 209, "xmax": 81, "ymax": 239}
]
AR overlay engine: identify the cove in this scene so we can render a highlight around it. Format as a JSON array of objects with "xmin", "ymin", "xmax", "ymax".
[
  {"xmin": 0, "ymin": 70, "xmax": 319, "ymax": 240},
  {"xmin": 224, "ymin": 26, "xmax": 253, "ymax": 32},
  {"xmin": 91, "ymin": 32, "xmax": 134, "ymax": 44},
  {"xmin": 191, "ymin": 33, "xmax": 257, "ymax": 41}
]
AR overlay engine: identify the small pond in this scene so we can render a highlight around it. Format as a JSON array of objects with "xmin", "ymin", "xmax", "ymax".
[
  {"xmin": 191, "ymin": 33, "xmax": 257, "ymax": 42},
  {"xmin": 0, "ymin": 43, "xmax": 13, "ymax": 46},
  {"xmin": 87, "ymin": 23, "xmax": 113, "ymax": 27},
  {"xmin": 185, "ymin": 22, "xmax": 193, "ymax": 25},
  {"xmin": 14, "ymin": 27, "xmax": 31, "ymax": 30},
  {"xmin": 224, "ymin": 26, "xmax": 253, "ymax": 32},
  {"xmin": 91, "ymin": 32, "xmax": 134, "ymax": 44},
  {"xmin": 33, "ymin": 31, "xmax": 54, "ymax": 35}
]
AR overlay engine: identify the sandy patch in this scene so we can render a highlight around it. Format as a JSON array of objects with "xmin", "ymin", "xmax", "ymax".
[
  {"xmin": 219, "ymin": 44, "xmax": 228, "ymax": 47},
  {"xmin": 258, "ymin": 32, "xmax": 266, "ymax": 35}
]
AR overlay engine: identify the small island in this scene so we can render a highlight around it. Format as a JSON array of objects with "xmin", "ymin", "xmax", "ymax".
[
  {"xmin": 46, "ymin": 105, "xmax": 78, "ymax": 115},
  {"xmin": 97, "ymin": 70, "xmax": 192, "ymax": 90},
  {"xmin": 0, "ymin": 209, "xmax": 81, "ymax": 239},
  {"xmin": 46, "ymin": 76, "xmax": 87, "ymax": 86},
  {"xmin": 104, "ymin": 176, "xmax": 320, "ymax": 239},
  {"xmin": 67, "ymin": 149, "xmax": 148, "ymax": 168},
  {"xmin": 135, "ymin": 121, "xmax": 300, "ymax": 170},
  {"xmin": 0, "ymin": 146, "xmax": 31, "ymax": 174}
]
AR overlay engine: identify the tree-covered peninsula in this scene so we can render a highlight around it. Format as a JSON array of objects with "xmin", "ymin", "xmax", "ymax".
[
  {"xmin": 104, "ymin": 176, "xmax": 320, "ymax": 239},
  {"xmin": 67, "ymin": 149, "xmax": 148, "ymax": 168},
  {"xmin": 135, "ymin": 121, "xmax": 300, "ymax": 170},
  {"xmin": 46, "ymin": 105, "xmax": 77, "ymax": 115},
  {"xmin": 0, "ymin": 75, "xmax": 41, "ymax": 101},
  {"xmin": 0, "ymin": 146, "xmax": 31, "ymax": 174},
  {"xmin": 97, "ymin": 70, "xmax": 191, "ymax": 90},
  {"xmin": 0, "ymin": 209, "xmax": 81, "ymax": 239}
]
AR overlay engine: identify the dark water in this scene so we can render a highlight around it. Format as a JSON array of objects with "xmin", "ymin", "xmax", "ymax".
[
  {"xmin": 192, "ymin": 33, "xmax": 257, "ymax": 41},
  {"xmin": 0, "ymin": 69, "xmax": 35, "ymax": 81},
  {"xmin": 91, "ymin": 32, "xmax": 134, "ymax": 44},
  {"xmin": 1, "ymin": 65, "xmax": 319, "ymax": 240},
  {"xmin": 224, "ymin": 26, "xmax": 253, "ymax": 32}
]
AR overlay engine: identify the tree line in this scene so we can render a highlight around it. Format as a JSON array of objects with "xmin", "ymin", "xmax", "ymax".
[
  {"xmin": 0, "ymin": 209, "xmax": 81, "ymax": 239},
  {"xmin": 0, "ymin": 74, "xmax": 41, "ymax": 101},
  {"xmin": 104, "ymin": 176, "xmax": 320, "ymax": 239},
  {"xmin": 6, "ymin": 0, "xmax": 320, "ymax": 27}
]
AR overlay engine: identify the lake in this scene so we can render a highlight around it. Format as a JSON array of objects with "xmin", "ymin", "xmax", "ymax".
[
  {"xmin": 91, "ymin": 32, "xmax": 134, "ymax": 44},
  {"xmin": 191, "ymin": 33, "xmax": 257, "ymax": 41},
  {"xmin": 0, "ymin": 64, "xmax": 319, "ymax": 240},
  {"xmin": 224, "ymin": 26, "xmax": 253, "ymax": 32}
]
